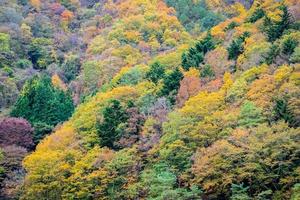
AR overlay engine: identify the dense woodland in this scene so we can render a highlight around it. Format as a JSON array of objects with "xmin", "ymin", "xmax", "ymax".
[{"xmin": 0, "ymin": 0, "xmax": 299, "ymax": 199}]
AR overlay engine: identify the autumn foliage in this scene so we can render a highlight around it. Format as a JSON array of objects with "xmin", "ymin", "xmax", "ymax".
[{"xmin": 0, "ymin": 0, "xmax": 299, "ymax": 199}]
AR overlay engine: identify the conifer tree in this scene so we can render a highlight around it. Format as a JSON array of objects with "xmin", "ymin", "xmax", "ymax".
[
  {"xmin": 160, "ymin": 68, "xmax": 184, "ymax": 97},
  {"xmin": 230, "ymin": 183, "xmax": 251, "ymax": 200},
  {"xmin": 263, "ymin": 5, "xmax": 292, "ymax": 42},
  {"xmin": 97, "ymin": 99, "xmax": 128, "ymax": 149},
  {"xmin": 146, "ymin": 62, "xmax": 165, "ymax": 84},
  {"xmin": 11, "ymin": 75, "xmax": 74, "ymax": 142}
]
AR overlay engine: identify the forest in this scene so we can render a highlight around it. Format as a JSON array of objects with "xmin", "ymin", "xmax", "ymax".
[{"xmin": 0, "ymin": 0, "xmax": 299, "ymax": 199}]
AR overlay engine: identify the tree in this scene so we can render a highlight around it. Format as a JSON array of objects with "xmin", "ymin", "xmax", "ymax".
[
  {"xmin": 160, "ymin": 68, "xmax": 184, "ymax": 104},
  {"xmin": 192, "ymin": 123, "xmax": 300, "ymax": 198},
  {"xmin": 264, "ymin": 44, "xmax": 280, "ymax": 64},
  {"xmin": 11, "ymin": 75, "xmax": 74, "ymax": 143},
  {"xmin": 141, "ymin": 163, "xmax": 202, "ymax": 200},
  {"xmin": 0, "ymin": 149, "xmax": 4, "ymax": 182},
  {"xmin": 182, "ymin": 33, "xmax": 215, "ymax": 70},
  {"xmin": 230, "ymin": 183, "xmax": 251, "ymax": 200},
  {"xmin": 146, "ymin": 62, "xmax": 165, "ymax": 84},
  {"xmin": 0, "ymin": 145, "xmax": 28, "ymax": 199},
  {"xmin": 28, "ymin": 38, "xmax": 54, "ymax": 69},
  {"xmin": 282, "ymin": 37, "xmax": 298, "ymax": 56},
  {"xmin": 263, "ymin": 5, "xmax": 292, "ymax": 42},
  {"xmin": 61, "ymin": 55, "xmax": 81, "ymax": 82},
  {"xmin": 0, "ymin": 33, "xmax": 10, "ymax": 53},
  {"xmin": 227, "ymin": 32, "xmax": 250, "ymax": 60},
  {"xmin": 200, "ymin": 64, "xmax": 215, "ymax": 78},
  {"xmin": 177, "ymin": 72, "xmax": 201, "ymax": 107},
  {"xmin": 291, "ymin": 184, "xmax": 300, "ymax": 200},
  {"xmin": 97, "ymin": 99, "xmax": 128, "ymax": 149},
  {"xmin": 165, "ymin": 0, "xmax": 224, "ymax": 32},
  {"xmin": 0, "ymin": 118, "xmax": 34, "ymax": 149},
  {"xmin": 273, "ymin": 98, "xmax": 294, "ymax": 124},
  {"xmin": 114, "ymin": 105, "xmax": 145, "ymax": 149},
  {"xmin": 238, "ymin": 101, "xmax": 265, "ymax": 127},
  {"xmin": 246, "ymin": 8, "xmax": 265, "ymax": 23}
]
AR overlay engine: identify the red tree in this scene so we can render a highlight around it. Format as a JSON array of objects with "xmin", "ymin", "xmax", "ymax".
[{"xmin": 0, "ymin": 118, "xmax": 34, "ymax": 150}]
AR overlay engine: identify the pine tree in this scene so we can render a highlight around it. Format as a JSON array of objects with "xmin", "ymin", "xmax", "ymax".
[
  {"xmin": 11, "ymin": 75, "xmax": 74, "ymax": 142},
  {"xmin": 263, "ymin": 5, "xmax": 292, "ymax": 42},
  {"xmin": 181, "ymin": 32, "xmax": 215, "ymax": 70},
  {"xmin": 282, "ymin": 37, "xmax": 298, "ymax": 55},
  {"xmin": 273, "ymin": 98, "xmax": 296, "ymax": 127},
  {"xmin": 230, "ymin": 183, "xmax": 251, "ymax": 200},
  {"xmin": 264, "ymin": 44, "xmax": 280, "ymax": 64},
  {"xmin": 200, "ymin": 64, "xmax": 215, "ymax": 78},
  {"xmin": 97, "ymin": 99, "xmax": 128, "ymax": 149},
  {"xmin": 146, "ymin": 62, "xmax": 165, "ymax": 84},
  {"xmin": 160, "ymin": 68, "xmax": 184, "ymax": 97},
  {"xmin": 227, "ymin": 32, "xmax": 250, "ymax": 60},
  {"xmin": 246, "ymin": 8, "xmax": 265, "ymax": 23}
]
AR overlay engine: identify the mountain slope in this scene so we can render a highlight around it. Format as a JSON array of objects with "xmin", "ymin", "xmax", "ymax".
[{"xmin": 1, "ymin": 0, "xmax": 300, "ymax": 199}]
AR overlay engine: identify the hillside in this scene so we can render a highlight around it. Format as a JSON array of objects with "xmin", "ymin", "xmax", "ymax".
[{"xmin": 0, "ymin": 0, "xmax": 300, "ymax": 199}]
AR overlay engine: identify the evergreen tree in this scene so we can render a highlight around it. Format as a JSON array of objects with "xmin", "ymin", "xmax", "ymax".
[
  {"xmin": 230, "ymin": 183, "xmax": 251, "ymax": 200},
  {"xmin": 227, "ymin": 32, "xmax": 250, "ymax": 60},
  {"xmin": 264, "ymin": 44, "xmax": 280, "ymax": 64},
  {"xmin": 263, "ymin": 5, "xmax": 292, "ymax": 42},
  {"xmin": 146, "ymin": 62, "xmax": 165, "ymax": 84},
  {"xmin": 182, "ymin": 33, "xmax": 215, "ymax": 70},
  {"xmin": 200, "ymin": 64, "xmax": 215, "ymax": 78},
  {"xmin": 246, "ymin": 8, "xmax": 265, "ymax": 23},
  {"xmin": 273, "ymin": 98, "xmax": 296, "ymax": 127},
  {"xmin": 160, "ymin": 68, "xmax": 184, "ymax": 97},
  {"xmin": 256, "ymin": 190, "xmax": 273, "ymax": 200},
  {"xmin": 238, "ymin": 101, "xmax": 266, "ymax": 127},
  {"xmin": 97, "ymin": 99, "xmax": 128, "ymax": 149},
  {"xmin": 11, "ymin": 75, "xmax": 74, "ymax": 142},
  {"xmin": 282, "ymin": 37, "xmax": 298, "ymax": 55},
  {"xmin": 142, "ymin": 163, "xmax": 202, "ymax": 200}
]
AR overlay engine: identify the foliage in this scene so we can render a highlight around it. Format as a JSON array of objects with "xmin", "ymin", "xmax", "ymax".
[
  {"xmin": 61, "ymin": 55, "xmax": 81, "ymax": 82},
  {"xmin": 290, "ymin": 46, "xmax": 300, "ymax": 63},
  {"xmin": 192, "ymin": 123, "xmax": 300, "ymax": 199},
  {"xmin": 225, "ymin": 21, "xmax": 239, "ymax": 31},
  {"xmin": 227, "ymin": 32, "xmax": 250, "ymax": 60},
  {"xmin": 200, "ymin": 64, "xmax": 215, "ymax": 78},
  {"xmin": 263, "ymin": 5, "xmax": 292, "ymax": 42},
  {"xmin": 0, "ymin": 145, "xmax": 28, "ymax": 199},
  {"xmin": 141, "ymin": 163, "xmax": 202, "ymax": 200},
  {"xmin": 11, "ymin": 75, "xmax": 74, "ymax": 142},
  {"xmin": 7, "ymin": 0, "xmax": 300, "ymax": 199},
  {"xmin": 165, "ymin": 0, "xmax": 224, "ymax": 32},
  {"xmin": 96, "ymin": 99, "xmax": 128, "ymax": 149},
  {"xmin": 160, "ymin": 67, "xmax": 184, "ymax": 103},
  {"xmin": 264, "ymin": 44, "xmax": 280, "ymax": 65},
  {"xmin": 291, "ymin": 184, "xmax": 300, "ymax": 200},
  {"xmin": 182, "ymin": 33, "xmax": 215, "ymax": 70},
  {"xmin": 0, "ymin": 33, "xmax": 10, "ymax": 53},
  {"xmin": 16, "ymin": 59, "xmax": 32, "ymax": 69},
  {"xmin": 146, "ymin": 62, "xmax": 165, "ymax": 84},
  {"xmin": 28, "ymin": 38, "xmax": 54, "ymax": 69},
  {"xmin": 0, "ymin": 117, "xmax": 34, "ymax": 149},
  {"xmin": 238, "ymin": 101, "xmax": 266, "ymax": 127},
  {"xmin": 246, "ymin": 8, "xmax": 265, "ymax": 23},
  {"xmin": 282, "ymin": 37, "xmax": 299, "ymax": 56},
  {"xmin": 230, "ymin": 183, "xmax": 251, "ymax": 200}
]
